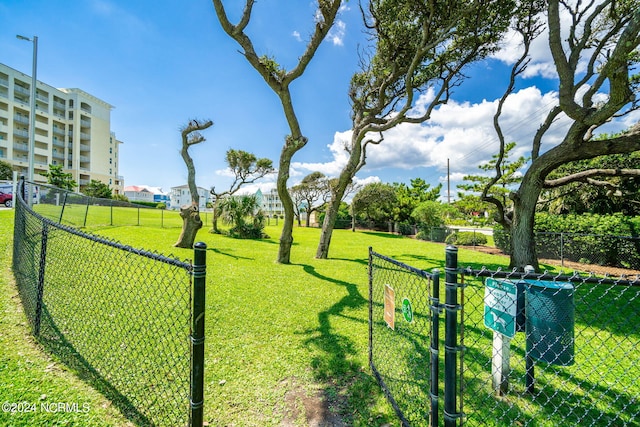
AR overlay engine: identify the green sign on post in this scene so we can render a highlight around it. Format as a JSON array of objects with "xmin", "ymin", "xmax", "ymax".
[
  {"xmin": 484, "ymin": 278, "xmax": 517, "ymax": 338},
  {"xmin": 401, "ymin": 298, "xmax": 413, "ymax": 323}
]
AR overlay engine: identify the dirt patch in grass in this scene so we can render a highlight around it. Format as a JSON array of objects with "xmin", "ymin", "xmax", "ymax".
[
  {"xmin": 462, "ymin": 245, "xmax": 640, "ymax": 277},
  {"xmin": 279, "ymin": 378, "xmax": 346, "ymax": 427}
]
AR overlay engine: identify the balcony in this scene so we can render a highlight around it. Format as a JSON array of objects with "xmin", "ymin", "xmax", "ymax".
[
  {"xmin": 80, "ymin": 119, "xmax": 91, "ymax": 128},
  {"xmin": 53, "ymin": 100, "xmax": 65, "ymax": 110},
  {"xmin": 14, "ymin": 115, "xmax": 29, "ymax": 124},
  {"xmin": 14, "ymin": 85, "xmax": 30, "ymax": 96},
  {"xmin": 52, "ymin": 151, "xmax": 64, "ymax": 160},
  {"xmin": 0, "ymin": 78, "xmax": 8, "ymax": 87},
  {"xmin": 13, "ymin": 129, "xmax": 28, "ymax": 138},
  {"xmin": 13, "ymin": 142, "xmax": 28, "ymax": 152},
  {"xmin": 80, "ymin": 143, "xmax": 90, "ymax": 151},
  {"xmin": 52, "ymin": 139, "xmax": 65, "ymax": 148},
  {"xmin": 53, "ymin": 126, "xmax": 65, "ymax": 136},
  {"xmin": 80, "ymin": 155, "xmax": 90, "ymax": 162},
  {"xmin": 80, "ymin": 132, "xmax": 90, "ymax": 140}
]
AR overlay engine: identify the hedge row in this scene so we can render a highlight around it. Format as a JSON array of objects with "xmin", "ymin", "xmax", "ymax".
[{"xmin": 494, "ymin": 213, "xmax": 640, "ymax": 269}]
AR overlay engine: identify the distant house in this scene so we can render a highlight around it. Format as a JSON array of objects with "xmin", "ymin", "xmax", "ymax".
[
  {"xmin": 170, "ymin": 185, "xmax": 210, "ymax": 210},
  {"xmin": 139, "ymin": 185, "xmax": 170, "ymax": 207},
  {"xmin": 124, "ymin": 185, "xmax": 154, "ymax": 203},
  {"xmin": 255, "ymin": 188, "xmax": 284, "ymax": 217}
]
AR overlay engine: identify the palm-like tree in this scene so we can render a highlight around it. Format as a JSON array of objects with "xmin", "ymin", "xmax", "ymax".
[{"xmin": 219, "ymin": 195, "xmax": 264, "ymax": 238}]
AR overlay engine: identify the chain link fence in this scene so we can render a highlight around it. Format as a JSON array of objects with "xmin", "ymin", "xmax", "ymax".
[
  {"xmin": 369, "ymin": 245, "xmax": 639, "ymax": 426},
  {"xmin": 535, "ymin": 232, "xmax": 640, "ymax": 270},
  {"xmin": 458, "ymin": 267, "xmax": 640, "ymax": 426},
  {"xmin": 25, "ymin": 182, "xmax": 190, "ymax": 228},
  {"xmin": 12, "ymin": 179, "xmax": 207, "ymax": 426},
  {"xmin": 369, "ymin": 248, "xmax": 440, "ymax": 426}
]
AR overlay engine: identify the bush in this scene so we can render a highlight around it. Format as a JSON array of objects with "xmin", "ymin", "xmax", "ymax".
[
  {"xmin": 445, "ymin": 231, "xmax": 488, "ymax": 246},
  {"xmin": 396, "ymin": 222, "xmax": 415, "ymax": 235},
  {"xmin": 493, "ymin": 224, "xmax": 511, "ymax": 254}
]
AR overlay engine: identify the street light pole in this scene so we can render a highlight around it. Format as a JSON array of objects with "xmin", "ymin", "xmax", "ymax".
[{"xmin": 16, "ymin": 34, "xmax": 38, "ymax": 197}]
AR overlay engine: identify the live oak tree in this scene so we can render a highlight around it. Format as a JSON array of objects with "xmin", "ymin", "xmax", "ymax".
[
  {"xmin": 174, "ymin": 119, "xmax": 213, "ymax": 249},
  {"xmin": 212, "ymin": 0, "xmax": 343, "ymax": 264},
  {"xmin": 210, "ymin": 149, "xmax": 274, "ymax": 234},
  {"xmin": 483, "ymin": 0, "xmax": 640, "ymax": 270},
  {"xmin": 289, "ymin": 172, "xmax": 331, "ymax": 227},
  {"xmin": 539, "ymin": 152, "xmax": 640, "ymax": 216},
  {"xmin": 315, "ymin": 0, "xmax": 516, "ymax": 259}
]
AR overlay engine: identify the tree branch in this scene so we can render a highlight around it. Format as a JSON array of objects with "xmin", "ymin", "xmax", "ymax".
[{"xmin": 544, "ymin": 168, "xmax": 640, "ymax": 188}]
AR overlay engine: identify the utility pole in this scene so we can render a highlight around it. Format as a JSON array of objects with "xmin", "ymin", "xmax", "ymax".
[
  {"xmin": 447, "ymin": 158, "xmax": 451, "ymax": 204},
  {"xmin": 16, "ymin": 34, "xmax": 38, "ymax": 206}
]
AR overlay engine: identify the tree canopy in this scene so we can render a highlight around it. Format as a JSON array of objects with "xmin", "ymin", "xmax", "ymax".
[
  {"xmin": 481, "ymin": 0, "xmax": 640, "ymax": 269},
  {"xmin": 40, "ymin": 164, "xmax": 76, "ymax": 191},
  {"xmin": 82, "ymin": 180, "xmax": 112, "ymax": 199},
  {"xmin": 316, "ymin": 0, "xmax": 517, "ymax": 258}
]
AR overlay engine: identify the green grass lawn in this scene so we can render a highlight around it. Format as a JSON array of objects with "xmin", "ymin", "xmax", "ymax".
[
  {"xmin": 2, "ymin": 207, "xmax": 637, "ymax": 426},
  {"xmin": 0, "ymin": 210, "xmax": 134, "ymax": 427}
]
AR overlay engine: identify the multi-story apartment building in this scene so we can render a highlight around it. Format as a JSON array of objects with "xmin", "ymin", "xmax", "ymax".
[
  {"xmin": 170, "ymin": 185, "xmax": 210, "ymax": 210},
  {"xmin": 0, "ymin": 63, "xmax": 123, "ymax": 194},
  {"xmin": 255, "ymin": 188, "xmax": 284, "ymax": 218}
]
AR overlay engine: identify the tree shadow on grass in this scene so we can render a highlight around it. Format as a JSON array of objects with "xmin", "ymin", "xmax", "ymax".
[
  {"xmin": 207, "ymin": 247, "xmax": 254, "ymax": 260},
  {"xmin": 36, "ymin": 307, "xmax": 157, "ymax": 427},
  {"xmin": 295, "ymin": 263, "xmax": 394, "ymax": 425},
  {"xmin": 361, "ymin": 231, "xmax": 405, "ymax": 239}
]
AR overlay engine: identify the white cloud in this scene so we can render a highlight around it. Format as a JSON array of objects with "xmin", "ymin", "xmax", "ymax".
[
  {"xmin": 292, "ymin": 31, "xmax": 302, "ymax": 42},
  {"xmin": 327, "ymin": 20, "xmax": 346, "ymax": 46},
  {"xmin": 293, "ymin": 87, "xmax": 572, "ymax": 190}
]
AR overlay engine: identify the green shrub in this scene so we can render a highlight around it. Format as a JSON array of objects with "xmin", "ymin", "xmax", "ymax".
[
  {"xmin": 396, "ymin": 222, "xmax": 414, "ymax": 235},
  {"xmin": 493, "ymin": 224, "xmax": 511, "ymax": 254},
  {"xmin": 445, "ymin": 231, "xmax": 488, "ymax": 246}
]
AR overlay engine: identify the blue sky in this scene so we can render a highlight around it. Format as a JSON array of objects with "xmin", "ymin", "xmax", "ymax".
[{"xmin": 2, "ymin": 1, "xmax": 637, "ymax": 199}]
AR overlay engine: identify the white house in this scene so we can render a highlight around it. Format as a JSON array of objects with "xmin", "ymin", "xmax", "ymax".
[
  {"xmin": 124, "ymin": 185, "xmax": 154, "ymax": 203},
  {"xmin": 170, "ymin": 185, "xmax": 210, "ymax": 210}
]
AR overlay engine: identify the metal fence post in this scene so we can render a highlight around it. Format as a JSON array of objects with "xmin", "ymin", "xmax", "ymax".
[
  {"xmin": 83, "ymin": 196, "xmax": 90, "ymax": 227},
  {"xmin": 430, "ymin": 269, "xmax": 441, "ymax": 427},
  {"xmin": 444, "ymin": 245, "xmax": 460, "ymax": 426},
  {"xmin": 34, "ymin": 222, "xmax": 48, "ymax": 336},
  {"xmin": 59, "ymin": 191, "xmax": 68, "ymax": 224},
  {"xmin": 190, "ymin": 242, "xmax": 207, "ymax": 427},
  {"xmin": 368, "ymin": 247, "xmax": 374, "ymax": 369}
]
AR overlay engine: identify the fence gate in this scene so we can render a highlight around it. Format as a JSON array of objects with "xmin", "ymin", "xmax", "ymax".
[{"xmin": 368, "ymin": 247, "xmax": 440, "ymax": 426}]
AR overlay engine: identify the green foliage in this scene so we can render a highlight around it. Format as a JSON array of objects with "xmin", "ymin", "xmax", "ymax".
[
  {"xmin": 494, "ymin": 213, "xmax": 640, "ymax": 266},
  {"xmin": 82, "ymin": 179, "xmax": 112, "ymax": 199},
  {"xmin": 458, "ymin": 142, "xmax": 528, "ymax": 211},
  {"xmin": 351, "ymin": 182, "xmax": 397, "ymax": 226},
  {"xmin": 0, "ymin": 160, "xmax": 13, "ymax": 180},
  {"xmin": 219, "ymin": 194, "xmax": 266, "ymax": 239},
  {"xmin": 411, "ymin": 201, "xmax": 446, "ymax": 229},
  {"xmin": 445, "ymin": 231, "xmax": 488, "ymax": 246},
  {"xmin": 40, "ymin": 164, "xmax": 77, "ymax": 190},
  {"xmin": 539, "ymin": 152, "xmax": 640, "ymax": 216},
  {"xmin": 318, "ymin": 201, "xmax": 352, "ymax": 229},
  {"xmin": 392, "ymin": 178, "xmax": 441, "ymax": 222},
  {"xmin": 156, "ymin": 202, "xmax": 167, "ymax": 210},
  {"xmin": 112, "ymin": 194, "xmax": 129, "ymax": 202}
]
